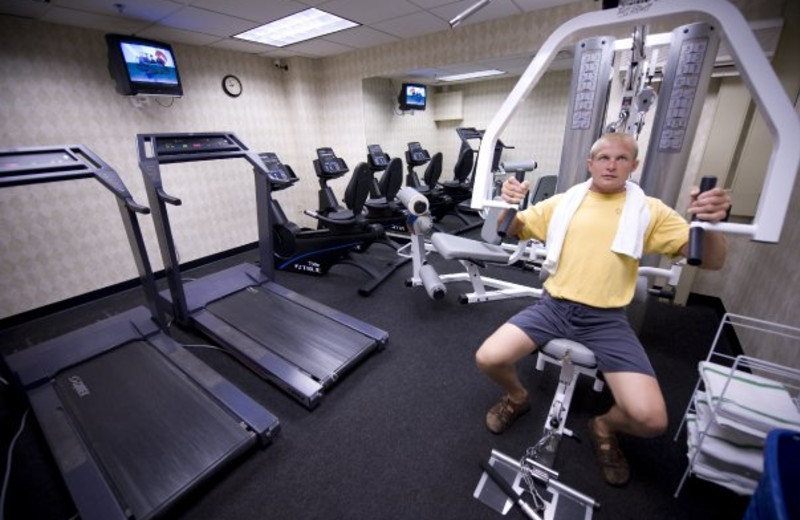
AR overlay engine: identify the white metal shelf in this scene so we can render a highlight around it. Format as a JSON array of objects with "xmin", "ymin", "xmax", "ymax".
[{"xmin": 674, "ymin": 313, "xmax": 800, "ymax": 497}]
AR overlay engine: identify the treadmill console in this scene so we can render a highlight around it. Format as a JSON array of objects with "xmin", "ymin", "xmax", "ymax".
[
  {"xmin": 258, "ymin": 152, "xmax": 297, "ymax": 188},
  {"xmin": 0, "ymin": 146, "xmax": 134, "ymax": 200},
  {"xmin": 406, "ymin": 142, "xmax": 431, "ymax": 167},
  {"xmin": 314, "ymin": 147, "xmax": 348, "ymax": 178},
  {"xmin": 155, "ymin": 135, "xmax": 240, "ymax": 156},
  {"xmin": 0, "ymin": 150, "xmax": 81, "ymax": 174},
  {"xmin": 456, "ymin": 127, "xmax": 484, "ymax": 143},
  {"xmin": 367, "ymin": 144, "xmax": 389, "ymax": 171}
]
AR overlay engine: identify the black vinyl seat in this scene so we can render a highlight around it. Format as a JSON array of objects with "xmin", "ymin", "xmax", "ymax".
[
  {"xmin": 441, "ymin": 148, "xmax": 474, "ymax": 204},
  {"xmin": 404, "ymin": 143, "xmax": 480, "ymax": 234},
  {"xmin": 357, "ymin": 158, "xmax": 405, "ymax": 225},
  {"xmin": 312, "ymin": 148, "xmax": 381, "ymax": 233},
  {"xmin": 406, "ymin": 151, "xmax": 450, "ymax": 212}
]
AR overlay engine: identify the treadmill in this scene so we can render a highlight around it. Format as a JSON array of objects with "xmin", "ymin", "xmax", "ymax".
[
  {"xmin": 137, "ymin": 132, "xmax": 388, "ymax": 409},
  {"xmin": 0, "ymin": 145, "xmax": 280, "ymax": 520}
]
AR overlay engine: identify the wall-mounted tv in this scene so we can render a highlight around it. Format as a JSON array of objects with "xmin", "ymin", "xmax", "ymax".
[
  {"xmin": 398, "ymin": 83, "xmax": 427, "ymax": 111},
  {"xmin": 106, "ymin": 34, "xmax": 183, "ymax": 97}
]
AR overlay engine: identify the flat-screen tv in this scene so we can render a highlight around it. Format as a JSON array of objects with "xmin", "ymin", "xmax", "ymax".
[
  {"xmin": 106, "ymin": 34, "xmax": 183, "ymax": 97},
  {"xmin": 398, "ymin": 83, "xmax": 427, "ymax": 111}
]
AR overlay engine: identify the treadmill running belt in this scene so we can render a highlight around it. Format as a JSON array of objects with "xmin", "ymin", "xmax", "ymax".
[
  {"xmin": 207, "ymin": 287, "xmax": 375, "ymax": 381},
  {"xmin": 54, "ymin": 341, "xmax": 253, "ymax": 519}
]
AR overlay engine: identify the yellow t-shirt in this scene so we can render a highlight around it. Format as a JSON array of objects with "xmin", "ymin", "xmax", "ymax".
[{"xmin": 516, "ymin": 190, "xmax": 689, "ymax": 308}]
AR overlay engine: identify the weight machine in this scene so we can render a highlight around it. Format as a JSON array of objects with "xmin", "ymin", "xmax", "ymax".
[
  {"xmin": 400, "ymin": 162, "xmax": 549, "ymax": 304},
  {"xmin": 470, "ymin": 0, "xmax": 800, "ymax": 518}
]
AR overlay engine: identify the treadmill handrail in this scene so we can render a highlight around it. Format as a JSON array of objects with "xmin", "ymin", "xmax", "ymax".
[
  {"xmin": 471, "ymin": 0, "xmax": 800, "ymax": 244},
  {"xmin": 136, "ymin": 131, "xmax": 282, "ymax": 322},
  {"xmin": 137, "ymin": 132, "xmax": 274, "ymax": 187},
  {"xmin": 0, "ymin": 145, "xmax": 146, "ymax": 213},
  {"xmin": 0, "ymin": 143, "xmax": 166, "ymax": 326}
]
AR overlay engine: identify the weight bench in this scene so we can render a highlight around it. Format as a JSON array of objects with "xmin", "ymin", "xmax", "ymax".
[
  {"xmin": 429, "ymin": 229, "xmax": 543, "ymax": 304},
  {"xmin": 402, "ymin": 174, "xmax": 554, "ymax": 304}
]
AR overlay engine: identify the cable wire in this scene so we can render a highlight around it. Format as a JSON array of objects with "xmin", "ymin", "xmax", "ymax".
[{"xmin": 0, "ymin": 409, "xmax": 29, "ymax": 520}]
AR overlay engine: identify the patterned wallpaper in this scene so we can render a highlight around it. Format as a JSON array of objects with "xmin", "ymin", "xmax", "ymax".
[
  {"xmin": 1, "ymin": 0, "xmax": 797, "ymax": 348},
  {"xmin": 0, "ymin": 16, "xmax": 295, "ymax": 317},
  {"xmin": 362, "ymin": 77, "xmax": 440, "ymax": 171}
]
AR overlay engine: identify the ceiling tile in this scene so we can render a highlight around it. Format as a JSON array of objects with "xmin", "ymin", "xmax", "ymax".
[
  {"xmin": 295, "ymin": 0, "xmax": 344, "ymax": 6},
  {"xmin": 0, "ymin": 0, "xmax": 54, "ymax": 19},
  {"xmin": 210, "ymin": 38, "xmax": 278, "ymax": 54},
  {"xmin": 41, "ymin": 6, "xmax": 151, "ymax": 34},
  {"xmin": 432, "ymin": 0, "xmax": 521, "ymax": 27},
  {"xmin": 136, "ymin": 25, "xmax": 223, "ymax": 46},
  {"xmin": 407, "ymin": 0, "xmax": 460, "ymax": 8},
  {"xmin": 158, "ymin": 6, "xmax": 259, "ymax": 37},
  {"xmin": 320, "ymin": 0, "xmax": 420, "ymax": 25},
  {"xmin": 370, "ymin": 11, "xmax": 449, "ymax": 39},
  {"xmin": 51, "ymin": 0, "xmax": 182, "ymax": 22},
  {"xmin": 284, "ymin": 38, "xmax": 355, "ymax": 57},
  {"xmin": 320, "ymin": 25, "xmax": 399, "ymax": 48},
  {"xmin": 190, "ymin": 0, "xmax": 307, "ymax": 23}
]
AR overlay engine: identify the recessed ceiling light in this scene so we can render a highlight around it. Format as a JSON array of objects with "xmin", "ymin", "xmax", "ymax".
[
  {"xmin": 234, "ymin": 8, "xmax": 359, "ymax": 47},
  {"xmin": 438, "ymin": 69, "xmax": 505, "ymax": 82}
]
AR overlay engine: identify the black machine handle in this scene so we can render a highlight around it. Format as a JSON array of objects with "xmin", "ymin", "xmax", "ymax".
[
  {"xmin": 125, "ymin": 198, "xmax": 150, "ymax": 214},
  {"xmin": 156, "ymin": 187, "xmax": 182, "ymax": 206},
  {"xmin": 497, "ymin": 169, "xmax": 528, "ymax": 238},
  {"xmin": 687, "ymin": 176, "xmax": 717, "ymax": 266},
  {"xmin": 479, "ymin": 460, "xmax": 542, "ymax": 520}
]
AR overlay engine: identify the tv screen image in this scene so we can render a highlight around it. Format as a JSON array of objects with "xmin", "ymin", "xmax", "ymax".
[
  {"xmin": 121, "ymin": 42, "xmax": 179, "ymax": 85},
  {"xmin": 405, "ymin": 85, "xmax": 426, "ymax": 107},
  {"xmin": 399, "ymin": 83, "xmax": 427, "ymax": 111}
]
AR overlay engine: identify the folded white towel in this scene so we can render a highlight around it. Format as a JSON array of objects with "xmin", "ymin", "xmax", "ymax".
[
  {"xmin": 694, "ymin": 392, "xmax": 765, "ymax": 449},
  {"xmin": 691, "ymin": 394, "xmax": 765, "ymax": 474},
  {"xmin": 542, "ymin": 180, "xmax": 650, "ymax": 275},
  {"xmin": 699, "ymin": 361, "xmax": 800, "ymax": 437},
  {"xmin": 686, "ymin": 414, "xmax": 759, "ymax": 496}
]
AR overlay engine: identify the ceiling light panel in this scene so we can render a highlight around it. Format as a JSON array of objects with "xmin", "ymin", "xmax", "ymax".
[{"xmin": 234, "ymin": 8, "xmax": 359, "ymax": 47}]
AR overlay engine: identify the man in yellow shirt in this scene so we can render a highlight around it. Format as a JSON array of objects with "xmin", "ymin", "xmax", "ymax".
[{"xmin": 475, "ymin": 132, "xmax": 731, "ymax": 486}]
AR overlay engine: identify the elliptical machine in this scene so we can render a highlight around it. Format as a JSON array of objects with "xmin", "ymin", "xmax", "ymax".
[{"xmin": 260, "ymin": 151, "xmax": 399, "ymax": 295}]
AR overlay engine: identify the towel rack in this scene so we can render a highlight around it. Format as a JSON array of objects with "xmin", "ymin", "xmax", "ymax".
[{"xmin": 674, "ymin": 313, "xmax": 800, "ymax": 497}]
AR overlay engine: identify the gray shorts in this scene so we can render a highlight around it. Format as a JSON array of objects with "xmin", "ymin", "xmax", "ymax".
[{"xmin": 508, "ymin": 294, "xmax": 655, "ymax": 376}]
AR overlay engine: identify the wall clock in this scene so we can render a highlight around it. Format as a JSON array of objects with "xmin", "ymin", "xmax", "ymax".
[{"xmin": 222, "ymin": 74, "xmax": 242, "ymax": 97}]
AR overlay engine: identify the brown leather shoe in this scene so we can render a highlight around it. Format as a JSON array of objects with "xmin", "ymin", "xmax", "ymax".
[
  {"xmin": 587, "ymin": 417, "xmax": 630, "ymax": 486},
  {"xmin": 486, "ymin": 394, "xmax": 531, "ymax": 434}
]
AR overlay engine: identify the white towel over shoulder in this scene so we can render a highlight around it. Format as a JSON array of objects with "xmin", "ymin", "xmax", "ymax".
[{"xmin": 543, "ymin": 180, "xmax": 650, "ymax": 275}]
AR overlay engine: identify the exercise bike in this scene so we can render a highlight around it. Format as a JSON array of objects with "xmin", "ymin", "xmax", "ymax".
[
  {"xmin": 358, "ymin": 144, "xmax": 407, "ymax": 236},
  {"xmin": 260, "ymin": 150, "xmax": 401, "ymax": 295},
  {"xmin": 404, "ymin": 141, "xmax": 481, "ymax": 235}
]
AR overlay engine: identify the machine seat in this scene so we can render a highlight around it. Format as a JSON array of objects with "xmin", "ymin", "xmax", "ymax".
[
  {"xmin": 540, "ymin": 338, "xmax": 597, "ymax": 369},
  {"xmin": 430, "ymin": 232, "xmax": 510, "ymax": 263}
]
